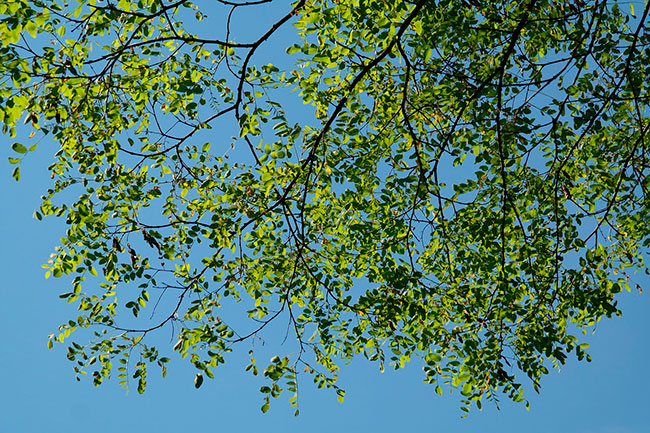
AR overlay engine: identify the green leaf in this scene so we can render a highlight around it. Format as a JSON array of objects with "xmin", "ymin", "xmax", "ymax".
[
  {"xmin": 286, "ymin": 44, "xmax": 301, "ymax": 54},
  {"xmin": 194, "ymin": 373, "xmax": 203, "ymax": 389},
  {"xmin": 25, "ymin": 22, "xmax": 38, "ymax": 38},
  {"xmin": 305, "ymin": 13, "xmax": 320, "ymax": 23},
  {"xmin": 11, "ymin": 143, "xmax": 27, "ymax": 154}
]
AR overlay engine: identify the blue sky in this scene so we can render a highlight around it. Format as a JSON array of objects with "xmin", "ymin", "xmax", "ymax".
[{"xmin": 2, "ymin": 1, "xmax": 650, "ymax": 431}]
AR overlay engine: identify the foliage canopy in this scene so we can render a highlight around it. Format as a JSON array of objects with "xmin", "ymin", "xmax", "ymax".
[{"xmin": 2, "ymin": 0, "xmax": 649, "ymax": 413}]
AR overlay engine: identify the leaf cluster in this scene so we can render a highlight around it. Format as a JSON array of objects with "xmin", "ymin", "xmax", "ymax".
[{"xmin": 2, "ymin": 0, "xmax": 649, "ymax": 414}]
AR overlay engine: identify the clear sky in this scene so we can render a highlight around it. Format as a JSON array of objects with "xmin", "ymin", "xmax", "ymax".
[{"xmin": 1, "ymin": 1, "xmax": 650, "ymax": 432}]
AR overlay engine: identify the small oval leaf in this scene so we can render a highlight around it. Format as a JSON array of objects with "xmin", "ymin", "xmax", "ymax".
[
  {"xmin": 12, "ymin": 142, "xmax": 28, "ymax": 154},
  {"xmin": 194, "ymin": 372, "xmax": 203, "ymax": 389}
]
